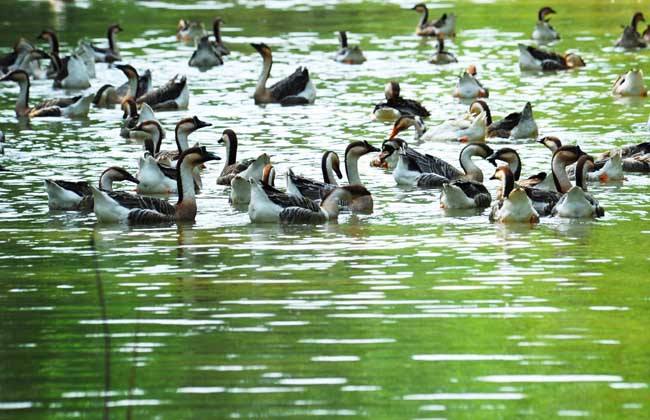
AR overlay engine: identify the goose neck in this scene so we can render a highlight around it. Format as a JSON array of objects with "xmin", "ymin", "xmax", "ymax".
[
  {"xmin": 345, "ymin": 151, "xmax": 363, "ymax": 185},
  {"xmin": 255, "ymin": 54, "xmax": 272, "ymax": 100},
  {"xmin": 551, "ymin": 155, "xmax": 573, "ymax": 193},
  {"xmin": 321, "ymin": 189, "xmax": 346, "ymax": 219},
  {"xmin": 16, "ymin": 79, "xmax": 30, "ymax": 115},
  {"xmin": 459, "ymin": 148, "xmax": 484, "ymax": 182},
  {"xmin": 322, "ymin": 153, "xmax": 338, "ymax": 185}
]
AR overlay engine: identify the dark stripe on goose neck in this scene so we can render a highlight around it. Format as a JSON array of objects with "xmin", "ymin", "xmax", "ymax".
[
  {"xmin": 44, "ymin": 31, "xmax": 59, "ymax": 55},
  {"xmin": 223, "ymin": 129, "xmax": 237, "ymax": 165},
  {"xmin": 213, "ymin": 19, "xmax": 222, "ymax": 43},
  {"xmin": 339, "ymin": 31, "xmax": 348, "ymax": 48},
  {"xmin": 575, "ymin": 155, "xmax": 592, "ymax": 191},
  {"xmin": 321, "ymin": 151, "xmax": 332, "ymax": 184},
  {"xmin": 501, "ymin": 168, "xmax": 515, "ymax": 198},
  {"xmin": 174, "ymin": 119, "xmax": 195, "ymax": 153},
  {"xmin": 107, "ymin": 25, "xmax": 118, "ymax": 52}
]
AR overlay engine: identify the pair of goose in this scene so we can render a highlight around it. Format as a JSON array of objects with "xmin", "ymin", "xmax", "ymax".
[
  {"xmin": 36, "ymin": 29, "xmax": 94, "ymax": 89},
  {"xmin": 616, "ymin": 12, "xmax": 647, "ymax": 49},
  {"xmin": 389, "ymin": 101, "xmax": 538, "ymax": 143},
  {"xmin": 412, "ymin": 4, "xmax": 456, "ymax": 38},
  {"xmin": 188, "ymin": 18, "xmax": 230, "ymax": 69},
  {"xmin": 94, "ymin": 64, "xmax": 188, "ymax": 110}
]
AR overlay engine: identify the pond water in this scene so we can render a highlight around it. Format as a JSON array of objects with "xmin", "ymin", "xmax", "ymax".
[{"xmin": 1, "ymin": 0, "xmax": 649, "ymax": 418}]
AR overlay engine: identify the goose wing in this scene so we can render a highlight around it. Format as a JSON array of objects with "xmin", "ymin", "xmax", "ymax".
[
  {"xmin": 262, "ymin": 183, "xmax": 321, "ymax": 212},
  {"xmin": 127, "ymin": 208, "xmax": 175, "ymax": 224},
  {"xmin": 410, "ymin": 149, "xmax": 462, "ymax": 180},
  {"xmin": 288, "ymin": 171, "xmax": 333, "ymax": 201},
  {"xmin": 525, "ymin": 46, "xmax": 563, "ymax": 63},
  {"xmin": 451, "ymin": 179, "xmax": 491, "ymax": 207},
  {"xmin": 269, "ymin": 67, "xmax": 309, "ymax": 101},
  {"xmin": 217, "ymin": 159, "xmax": 255, "ymax": 185},
  {"xmin": 116, "ymin": 71, "xmax": 152, "ymax": 98},
  {"xmin": 431, "ymin": 13, "xmax": 448, "ymax": 29},
  {"xmin": 389, "ymin": 98, "xmax": 430, "ymax": 117},
  {"xmin": 34, "ymin": 96, "xmax": 82, "ymax": 110},
  {"xmin": 29, "ymin": 106, "xmax": 63, "ymax": 117},
  {"xmin": 53, "ymin": 180, "xmax": 92, "ymax": 196},
  {"xmin": 136, "ymin": 75, "xmax": 187, "ymax": 107},
  {"xmin": 488, "ymin": 111, "xmax": 521, "ymax": 135},
  {"xmin": 279, "ymin": 207, "xmax": 326, "ymax": 224},
  {"xmin": 108, "ymin": 191, "xmax": 176, "ymax": 215},
  {"xmin": 416, "ymin": 173, "xmax": 448, "ymax": 188},
  {"xmin": 525, "ymin": 187, "xmax": 560, "ymax": 216}
]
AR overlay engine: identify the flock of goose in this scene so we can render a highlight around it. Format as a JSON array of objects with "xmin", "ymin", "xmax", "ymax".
[{"xmin": 1, "ymin": 4, "xmax": 650, "ymax": 225}]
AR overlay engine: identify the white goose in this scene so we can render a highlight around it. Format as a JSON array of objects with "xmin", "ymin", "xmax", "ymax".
[
  {"xmin": 489, "ymin": 166, "xmax": 540, "ymax": 224},
  {"xmin": 230, "ymin": 154, "xmax": 272, "ymax": 205},
  {"xmin": 389, "ymin": 111, "xmax": 488, "ymax": 143},
  {"xmin": 552, "ymin": 155, "xmax": 605, "ymax": 219}
]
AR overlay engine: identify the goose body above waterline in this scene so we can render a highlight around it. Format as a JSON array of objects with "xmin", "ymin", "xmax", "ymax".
[
  {"xmin": 532, "ymin": 6, "xmax": 559, "ymax": 42},
  {"xmin": 371, "ymin": 138, "xmax": 452, "ymax": 173},
  {"xmin": 518, "ymin": 45, "xmax": 585, "ymax": 71},
  {"xmin": 92, "ymin": 147, "xmax": 219, "ymax": 224},
  {"xmin": 615, "ymin": 12, "xmax": 646, "ymax": 49},
  {"xmin": 612, "ymin": 69, "xmax": 647, "ymax": 96},
  {"xmin": 93, "ymin": 64, "xmax": 142, "ymax": 107},
  {"xmin": 49, "ymin": 53, "xmax": 91, "ymax": 89},
  {"xmin": 390, "ymin": 111, "xmax": 487, "ymax": 143},
  {"xmin": 251, "ymin": 43, "xmax": 316, "ymax": 106},
  {"xmin": 0, "ymin": 70, "xmax": 92, "ymax": 118},
  {"xmin": 334, "ymin": 31, "xmax": 366, "ymax": 64},
  {"xmin": 453, "ymin": 66, "xmax": 489, "ymax": 99},
  {"xmin": 394, "ymin": 143, "xmax": 493, "ymax": 188},
  {"xmin": 286, "ymin": 151, "xmax": 343, "ymax": 200},
  {"xmin": 489, "ymin": 166, "xmax": 539, "ymax": 224},
  {"xmin": 230, "ymin": 154, "xmax": 272, "ymax": 204},
  {"xmin": 373, "ymin": 81, "xmax": 430, "ymax": 121},
  {"xmin": 553, "ymin": 155, "xmax": 605, "ymax": 219},
  {"xmin": 487, "ymin": 147, "xmax": 550, "ymax": 190},
  {"xmin": 90, "ymin": 24, "xmax": 122, "ymax": 62},
  {"xmin": 248, "ymin": 179, "xmax": 369, "ymax": 224},
  {"xmin": 120, "ymin": 99, "xmax": 158, "ymax": 140},
  {"xmin": 440, "ymin": 179, "xmax": 491, "ymax": 209},
  {"xmin": 412, "ymin": 4, "xmax": 456, "ymax": 37},
  {"xmin": 429, "ymin": 36, "xmax": 457, "ymax": 64},
  {"xmin": 45, "ymin": 167, "xmax": 139, "ymax": 211},
  {"xmin": 488, "ymin": 102, "xmax": 538, "ymax": 139},
  {"xmin": 189, "ymin": 35, "xmax": 223, "ymax": 69},
  {"xmin": 217, "ymin": 129, "xmax": 255, "ymax": 186},
  {"xmin": 136, "ymin": 74, "xmax": 189, "ymax": 111}
]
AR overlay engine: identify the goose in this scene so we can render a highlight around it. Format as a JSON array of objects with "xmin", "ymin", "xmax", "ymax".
[
  {"xmin": 389, "ymin": 111, "xmax": 487, "ymax": 143},
  {"xmin": 440, "ymin": 179, "xmax": 491, "ymax": 209},
  {"xmin": 216, "ymin": 129, "xmax": 256, "ymax": 185},
  {"xmin": 135, "ymin": 117, "xmax": 210, "ymax": 194},
  {"xmin": 612, "ymin": 69, "xmax": 647, "ymax": 96},
  {"xmin": 518, "ymin": 44, "xmax": 585, "ymax": 71},
  {"xmin": 90, "ymin": 24, "xmax": 122, "ymax": 62},
  {"xmin": 177, "ymin": 19, "xmax": 206, "ymax": 43},
  {"xmin": 0, "ymin": 70, "xmax": 93, "ymax": 118},
  {"xmin": 429, "ymin": 35, "xmax": 457, "ymax": 64},
  {"xmin": 75, "ymin": 41, "xmax": 96, "ymax": 79},
  {"xmin": 136, "ymin": 74, "xmax": 189, "ymax": 111},
  {"xmin": 286, "ymin": 151, "xmax": 343, "ymax": 200},
  {"xmin": 188, "ymin": 35, "xmax": 223, "ymax": 69},
  {"xmin": 453, "ymin": 66, "xmax": 489, "ymax": 98},
  {"xmin": 489, "ymin": 166, "xmax": 540, "ymax": 224},
  {"xmin": 373, "ymin": 81, "xmax": 430, "ymax": 121},
  {"xmin": 334, "ymin": 31, "xmax": 366, "ymax": 64},
  {"xmin": 488, "ymin": 102, "xmax": 538, "ymax": 139},
  {"xmin": 532, "ymin": 6, "xmax": 559, "ymax": 41},
  {"xmin": 552, "ymin": 155, "xmax": 605, "ymax": 219},
  {"xmin": 248, "ymin": 178, "xmax": 370, "ymax": 224},
  {"xmin": 9, "ymin": 49, "xmax": 48, "ymax": 80},
  {"xmin": 211, "ymin": 18, "xmax": 230, "ymax": 56},
  {"xmin": 48, "ymin": 52, "xmax": 91, "ymax": 89},
  {"xmin": 587, "ymin": 150, "xmax": 624, "ymax": 182},
  {"xmin": 45, "ymin": 167, "xmax": 139, "ymax": 211},
  {"xmin": 36, "ymin": 29, "xmax": 61, "ymax": 78},
  {"xmin": 120, "ymin": 99, "xmax": 158, "ymax": 140},
  {"xmin": 91, "ymin": 147, "xmax": 220, "ymax": 224},
  {"xmin": 0, "ymin": 38, "xmax": 34, "ymax": 74},
  {"xmin": 394, "ymin": 143, "xmax": 493, "ymax": 188},
  {"xmin": 411, "ymin": 4, "xmax": 456, "ymax": 37},
  {"xmin": 230, "ymin": 154, "xmax": 272, "ymax": 205},
  {"xmin": 486, "ymin": 147, "xmax": 549, "ymax": 189},
  {"xmin": 134, "ymin": 117, "xmax": 203, "ymax": 164},
  {"xmin": 93, "ymin": 64, "xmax": 141, "ymax": 107},
  {"xmin": 251, "ymin": 43, "xmax": 316, "ymax": 106},
  {"xmin": 615, "ymin": 12, "xmax": 646, "ymax": 49}
]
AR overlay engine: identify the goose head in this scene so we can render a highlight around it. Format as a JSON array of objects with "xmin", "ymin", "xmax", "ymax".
[
  {"xmin": 219, "ymin": 129, "xmax": 237, "ymax": 146},
  {"xmin": 376, "ymin": 138, "xmax": 408, "ymax": 167},
  {"xmin": 36, "ymin": 29, "xmax": 57, "ymax": 43},
  {"xmin": 177, "ymin": 146, "xmax": 221, "ymax": 169},
  {"xmin": 411, "ymin": 3, "xmax": 428, "ymax": 13},
  {"xmin": 389, "ymin": 115, "xmax": 423, "ymax": 139},
  {"xmin": 575, "ymin": 154, "xmax": 595, "ymax": 190},
  {"xmin": 631, "ymin": 12, "xmax": 645, "ymax": 29},
  {"xmin": 133, "ymin": 120, "xmax": 165, "ymax": 143},
  {"xmin": 487, "ymin": 147, "xmax": 522, "ymax": 178},
  {"xmin": 251, "ymin": 43, "xmax": 272, "ymax": 59},
  {"xmin": 176, "ymin": 116, "xmax": 212, "ymax": 137},
  {"xmin": 564, "ymin": 52, "xmax": 586, "ymax": 68},
  {"xmin": 99, "ymin": 166, "xmax": 140, "ymax": 190},
  {"xmin": 0, "ymin": 69, "xmax": 29, "ymax": 84},
  {"xmin": 116, "ymin": 64, "xmax": 139, "ymax": 80},
  {"xmin": 345, "ymin": 140, "xmax": 380, "ymax": 159},
  {"xmin": 323, "ymin": 150, "xmax": 344, "ymax": 179},
  {"xmin": 538, "ymin": 136, "xmax": 562, "ymax": 153},
  {"xmin": 108, "ymin": 24, "xmax": 123, "ymax": 34},
  {"xmin": 469, "ymin": 100, "xmax": 492, "ymax": 125},
  {"xmin": 538, "ymin": 6, "xmax": 556, "ymax": 21}
]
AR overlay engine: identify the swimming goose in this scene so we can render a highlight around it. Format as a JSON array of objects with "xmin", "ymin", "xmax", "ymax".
[
  {"xmin": 615, "ymin": 12, "xmax": 646, "ymax": 49},
  {"xmin": 552, "ymin": 155, "xmax": 605, "ymax": 218},
  {"xmin": 248, "ymin": 178, "xmax": 369, "ymax": 224},
  {"xmin": 486, "ymin": 147, "xmax": 549, "ymax": 189},
  {"xmin": 532, "ymin": 7, "xmax": 559, "ymax": 41},
  {"xmin": 92, "ymin": 147, "xmax": 220, "ymax": 224},
  {"xmin": 374, "ymin": 81, "xmax": 430, "ymax": 121},
  {"xmin": 211, "ymin": 18, "xmax": 230, "ymax": 56},
  {"xmin": 0, "ymin": 70, "xmax": 93, "ymax": 118},
  {"xmin": 612, "ymin": 69, "xmax": 647, "ymax": 96},
  {"xmin": 429, "ymin": 35, "xmax": 457, "ymax": 64},
  {"xmin": 0, "ymin": 38, "xmax": 34, "ymax": 74},
  {"xmin": 518, "ymin": 44, "xmax": 585, "ymax": 71},
  {"xmin": 9, "ymin": 49, "xmax": 48, "ymax": 80},
  {"xmin": 120, "ymin": 99, "xmax": 158, "ymax": 140},
  {"xmin": 344, "ymin": 140, "xmax": 380, "ymax": 187},
  {"xmin": 286, "ymin": 151, "xmax": 344, "ymax": 200},
  {"xmin": 136, "ymin": 74, "xmax": 189, "ymax": 111},
  {"xmin": 453, "ymin": 66, "xmax": 489, "ymax": 98},
  {"xmin": 230, "ymin": 154, "xmax": 272, "ymax": 205},
  {"xmin": 390, "ymin": 111, "xmax": 487, "ymax": 143},
  {"xmin": 394, "ymin": 143, "xmax": 493, "ymax": 188},
  {"xmin": 488, "ymin": 102, "xmax": 538, "ymax": 139},
  {"xmin": 93, "ymin": 64, "xmax": 141, "ymax": 107},
  {"xmin": 189, "ymin": 35, "xmax": 223, "ymax": 69},
  {"xmin": 489, "ymin": 166, "xmax": 540, "ymax": 224},
  {"xmin": 45, "ymin": 167, "xmax": 139, "ymax": 211},
  {"xmin": 440, "ymin": 179, "xmax": 491, "ymax": 209},
  {"xmin": 251, "ymin": 43, "xmax": 316, "ymax": 106},
  {"xmin": 135, "ymin": 117, "xmax": 210, "ymax": 194},
  {"xmin": 411, "ymin": 4, "xmax": 456, "ymax": 37},
  {"xmin": 36, "ymin": 29, "xmax": 61, "ymax": 78},
  {"xmin": 334, "ymin": 31, "xmax": 366, "ymax": 64},
  {"xmin": 216, "ymin": 129, "xmax": 256, "ymax": 185},
  {"xmin": 75, "ymin": 41, "xmax": 96, "ymax": 79},
  {"xmin": 177, "ymin": 20, "xmax": 206, "ymax": 44},
  {"xmin": 90, "ymin": 24, "xmax": 122, "ymax": 62},
  {"xmin": 48, "ymin": 52, "xmax": 91, "ymax": 89}
]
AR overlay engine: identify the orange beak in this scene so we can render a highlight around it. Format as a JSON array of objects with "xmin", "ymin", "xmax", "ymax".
[
  {"xmin": 599, "ymin": 174, "xmax": 609, "ymax": 182},
  {"xmin": 478, "ymin": 90, "xmax": 488, "ymax": 98},
  {"xmin": 458, "ymin": 136, "xmax": 469, "ymax": 143}
]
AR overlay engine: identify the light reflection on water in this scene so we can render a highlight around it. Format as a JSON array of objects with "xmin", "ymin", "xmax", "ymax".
[{"xmin": 1, "ymin": 0, "xmax": 650, "ymax": 418}]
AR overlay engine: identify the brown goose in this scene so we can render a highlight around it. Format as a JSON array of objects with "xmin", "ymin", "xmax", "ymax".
[
  {"xmin": 251, "ymin": 43, "xmax": 316, "ymax": 106},
  {"xmin": 216, "ymin": 129, "xmax": 256, "ymax": 185},
  {"xmin": 411, "ymin": 3, "xmax": 456, "ymax": 37},
  {"xmin": 90, "ymin": 24, "xmax": 122, "ymax": 62},
  {"xmin": 0, "ymin": 70, "xmax": 93, "ymax": 118},
  {"xmin": 487, "ymin": 147, "xmax": 548, "ymax": 188},
  {"xmin": 615, "ymin": 12, "xmax": 646, "ymax": 49},
  {"xmin": 136, "ymin": 74, "xmax": 189, "ymax": 111},
  {"xmin": 93, "ymin": 64, "xmax": 141, "ymax": 107},
  {"xmin": 373, "ymin": 81, "xmax": 430, "ymax": 121},
  {"xmin": 211, "ymin": 18, "xmax": 230, "ymax": 56},
  {"xmin": 91, "ymin": 147, "xmax": 220, "ymax": 224},
  {"xmin": 285, "ymin": 151, "xmax": 343, "ymax": 200}
]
